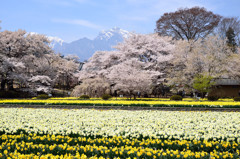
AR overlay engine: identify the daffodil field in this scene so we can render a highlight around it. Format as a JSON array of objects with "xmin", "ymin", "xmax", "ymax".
[
  {"xmin": 0, "ymin": 108, "xmax": 240, "ymax": 158},
  {"xmin": 0, "ymin": 98, "xmax": 240, "ymax": 108}
]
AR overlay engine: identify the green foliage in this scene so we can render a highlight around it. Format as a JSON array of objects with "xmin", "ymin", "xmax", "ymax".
[
  {"xmin": 226, "ymin": 27, "xmax": 237, "ymax": 52},
  {"xmin": 51, "ymin": 89, "xmax": 66, "ymax": 97},
  {"xmin": 51, "ymin": 92, "xmax": 65, "ymax": 97},
  {"xmin": 234, "ymin": 97, "xmax": 240, "ymax": 101},
  {"xmin": 193, "ymin": 74, "xmax": 215, "ymax": 97},
  {"xmin": 36, "ymin": 94, "xmax": 49, "ymax": 99},
  {"xmin": 207, "ymin": 96, "xmax": 219, "ymax": 101},
  {"xmin": 102, "ymin": 94, "xmax": 112, "ymax": 100},
  {"xmin": 79, "ymin": 95, "xmax": 90, "ymax": 99},
  {"xmin": 170, "ymin": 95, "xmax": 182, "ymax": 101}
]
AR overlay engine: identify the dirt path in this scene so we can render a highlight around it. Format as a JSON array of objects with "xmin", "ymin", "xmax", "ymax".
[{"xmin": 1, "ymin": 104, "xmax": 240, "ymax": 112}]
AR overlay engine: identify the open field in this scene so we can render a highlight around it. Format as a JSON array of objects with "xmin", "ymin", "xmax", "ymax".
[
  {"xmin": 0, "ymin": 108, "xmax": 240, "ymax": 158},
  {"xmin": 1, "ymin": 98, "xmax": 240, "ymax": 158}
]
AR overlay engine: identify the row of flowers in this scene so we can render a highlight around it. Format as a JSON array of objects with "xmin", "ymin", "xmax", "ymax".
[
  {"xmin": 0, "ymin": 99, "xmax": 240, "ymax": 107},
  {"xmin": 1, "ymin": 108, "xmax": 240, "ymax": 141},
  {"xmin": 48, "ymin": 97, "xmax": 235, "ymax": 102},
  {"xmin": 0, "ymin": 134, "xmax": 239, "ymax": 159},
  {"xmin": 1, "ymin": 134, "xmax": 239, "ymax": 153}
]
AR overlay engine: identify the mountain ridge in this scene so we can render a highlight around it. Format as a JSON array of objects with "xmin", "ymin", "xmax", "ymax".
[{"xmin": 51, "ymin": 27, "xmax": 130, "ymax": 61}]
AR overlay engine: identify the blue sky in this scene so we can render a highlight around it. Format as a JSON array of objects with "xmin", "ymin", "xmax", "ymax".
[{"xmin": 1, "ymin": 0, "xmax": 240, "ymax": 42}]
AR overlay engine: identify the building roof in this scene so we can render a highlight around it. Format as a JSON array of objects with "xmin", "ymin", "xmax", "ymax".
[{"xmin": 214, "ymin": 78, "xmax": 240, "ymax": 86}]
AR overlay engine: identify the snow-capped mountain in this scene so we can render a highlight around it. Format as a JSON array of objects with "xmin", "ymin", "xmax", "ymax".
[
  {"xmin": 96, "ymin": 27, "xmax": 130, "ymax": 40},
  {"xmin": 48, "ymin": 36, "xmax": 64, "ymax": 48},
  {"xmin": 52, "ymin": 27, "xmax": 130, "ymax": 61},
  {"xmin": 29, "ymin": 32, "xmax": 64, "ymax": 48}
]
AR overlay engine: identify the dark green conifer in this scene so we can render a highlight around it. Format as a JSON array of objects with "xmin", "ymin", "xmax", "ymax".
[{"xmin": 226, "ymin": 27, "xmax": 237, "ymax": 52}]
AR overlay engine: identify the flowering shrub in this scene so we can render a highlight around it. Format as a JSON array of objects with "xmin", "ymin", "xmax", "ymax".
[
  {"xmin": 79, "ymin": 95, "xmax": 90, "ymax": 99},
  {"xmin": 170, "ymin": 95, "xmax": 182, "ymax": 101},
  {"xmin": 35, "ymin": 94, "xmax": 49, "ymax": 99},
  {"xmin": 102, "ymin": 94, "xmax": 112, "ymax": 100}
]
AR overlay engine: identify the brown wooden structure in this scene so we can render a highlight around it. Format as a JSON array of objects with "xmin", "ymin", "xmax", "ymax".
[{"xmin": 209, "ymin": 78, "xmax": 240, "ymax": 97}]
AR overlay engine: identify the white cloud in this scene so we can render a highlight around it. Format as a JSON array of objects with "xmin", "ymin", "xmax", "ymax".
[{"xmin": 52, "ymin": 19, "xmax": 104, "ymax": 30}]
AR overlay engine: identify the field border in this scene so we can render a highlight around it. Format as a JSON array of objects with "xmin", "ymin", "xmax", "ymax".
[{"xmin": 1, "ymin": 104, "xmax": 240, "ymax": 111}]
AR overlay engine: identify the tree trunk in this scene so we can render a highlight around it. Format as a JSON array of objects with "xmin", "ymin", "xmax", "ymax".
[
  {"xmin": 1, "ymin": 79, "xmax": 6, "ymax": 91},
  {"xmin": 134, "ymin": 94, "xmax": 136, "ymax": 100},
  {"xmin": 7, "ymin": 79, "xmax": 14, "ymax": 91}
]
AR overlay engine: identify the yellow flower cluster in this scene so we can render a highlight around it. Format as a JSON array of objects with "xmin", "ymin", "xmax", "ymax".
[
  {"xmin": 0, "ymin": 98, "xmax": 239, "ymax": 107},
  {"xmin": 0, "ymin": 134, "xmax": 239, "ymax": 159},
  {"xmin": 48, "ymin": 97, "xmax": 234, "ymax": 102}
]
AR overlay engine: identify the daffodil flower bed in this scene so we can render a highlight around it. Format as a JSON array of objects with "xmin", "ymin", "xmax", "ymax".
[
  {"xmin": 0, "ymin": 134, "xmax": 239, "ymax": 159},
  {"xmin": 0, "ymin": 98, "xmax": 240, "ymax": 108},
  {"xmin": 1, "ymin": 108, "xmax": 240, "ymax": 140},
  {"xmin": 0, "ymin": 108, "xmax": 240, "ymax": 158}
]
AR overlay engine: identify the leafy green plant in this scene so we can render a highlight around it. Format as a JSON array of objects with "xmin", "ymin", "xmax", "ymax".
[
  {"xmin": 234, "ymin": 97, "xmax": 240, "ymax": 101},
  {"xmin": 193, "ymin": 74, "xmax": 215, "ymax": 98},
  {"xmin": 207, "ymin": 96, "xmax": 219, "ymax": 101},
  {"xmin": 170, "ymin": 95, "xmax": 182, "ymax": 101},
  {"xmin": 79, "ymin": 95, "xmax": 90, "ymax": 99},
  {"xmin": 36, "ymin": 94, "xmax": 49, "ymax": 99},
  {"xmin": 102, "ymin": 94, "xmax": 112, "ymax": 100}
]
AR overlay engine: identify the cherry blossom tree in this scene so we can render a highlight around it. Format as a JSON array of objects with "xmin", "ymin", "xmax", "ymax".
[
  {"xmin": 0, "ymin": 29, "xmax": 34, "ymax": 91},
  {"xmin": 168, "ymin": 35, "xmax": 236, "ymax": 92},
  {"xmin": 28, "ymin": 75, "xmax": 52, "ymax": 94},
  {"xmin": 71, "ymin": 77, "xmax": 110, "ymax": 97},
  {"xmin": 0, "ymin": 29, "xmax": 80, "ymax": 96},
  {"xmin": 77, "ymin": 33, "xmax": 175, "ymax": 97},
  {"xmin": 51, "ymin": 54, "xmax": 79, "ymax": 91},
  {"xmin": 226, "ymin": 47, "xmax": 240, "ymax": 78},
  {"xmin": 106, "ymin": 60, "xmax": 153, "ymax": 98}
]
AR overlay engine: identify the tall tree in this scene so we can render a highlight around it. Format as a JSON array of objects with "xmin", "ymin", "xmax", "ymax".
[
  {"xmin": 226, "ymin": 27, "xmax": 237, "ymax": 52},
  {"xmin": 215, "ymin": 17, "xmax": 240, "ymax": 45},
  {"xmin": 51, "ymin": 54, "xmax": 79, "ymax": 91},
  {"xmin": 168, "ymin": 35, "xmax": 234, "ymax": 92},
  {"xmin": 71, "ymin": 77, "xmax": 111, "ymax": 97},
  {"xmin": 192, "ymin": 74, "xmax": 215, "ymax": 98},
  {"xmin": 77, "ymin": 33, "xmax": 175, "ymax": 98},
  {"xmin": 156, "ymin": 7, "xmax": 221, "ymax": 41},
  {"xmin": 0, "ymin": 29, "xmax": 80, "ymax": 95},
  {"xmin": 0, "ymin": 30, "xmax": 53, "ymax": 93}
]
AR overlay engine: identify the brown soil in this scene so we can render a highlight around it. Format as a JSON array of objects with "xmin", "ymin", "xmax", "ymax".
[{"xmin": 0, "ymin": 104, "xmax": 240, "ymax": 112}]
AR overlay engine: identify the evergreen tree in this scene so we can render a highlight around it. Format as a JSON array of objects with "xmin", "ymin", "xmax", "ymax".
[{"xmin": 226, "ymin": 27, "xmax": 237, "ymax": 52}]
